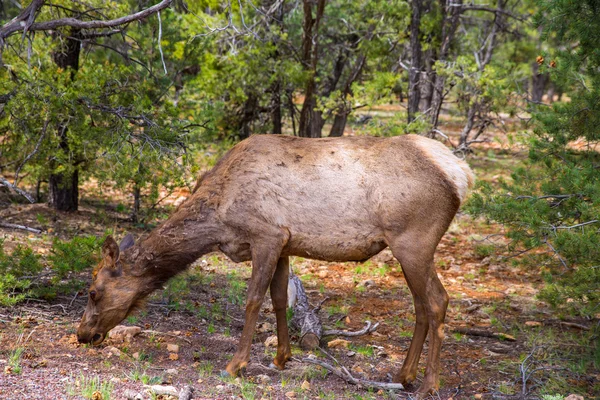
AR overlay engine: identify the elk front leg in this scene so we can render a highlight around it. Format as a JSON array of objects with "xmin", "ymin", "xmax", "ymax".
[
  {"xmin": 269, "ymin": 257, "xmax": 292, "ymax": 369},
  {"xmin": 225, "ymin": 233, "xmax": 288, "ymax": 377}
]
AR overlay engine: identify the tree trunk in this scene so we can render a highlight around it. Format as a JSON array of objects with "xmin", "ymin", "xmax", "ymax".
[
  {"xmin": 268, "ymin": 0, "xmax": 284, "ymax": 135},
  {"xmin": 48, "ymin": 168, "xmax": 78, "ymax": 212},
  {"xmin": 237, "ymin": 93, "xmax": 259, "ymax": 140},
  {"xmin": 49, "ymin": 28, "xmax": 81, "ymax": 211},
  {"xmin": 531, "ymin": 62, "xmax": 549, "ymax": 103},
  {"xmin": 407, "ymin": 0, "xmax": 423, "ymax": 123},
  {"xmin": 298, "ymin": 0, "xmax": 326, "ymax": 138},
  {"xmin": 429, "ymin": 0, "xmax": 462, "ymax": 135},
  {"xmin": 328, "ymin": 113, "xmax": 348, "ymax": 137}
]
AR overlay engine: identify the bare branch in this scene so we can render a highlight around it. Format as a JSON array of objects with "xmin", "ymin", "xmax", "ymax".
[
  {"xmin": 0, "ymin": 222, "xmax": 42, "ymax": 233},
  {"xmin": 293, "ymin": 354, "xmax": 406, "ymax": 392},
  {"xmin": 454, "ymin": 3, "xmax": 528, "ymax": 22},
  {"xmin": 0, "ymin": 176, "xmax": 35, "ymax": 203},
  {"xmin": 323, "ymin": 321, "xmax": 380, "ymax": 337},
  {"xmin": 0, "ymin": 0, "xmax": 173, "ymax": 41}
]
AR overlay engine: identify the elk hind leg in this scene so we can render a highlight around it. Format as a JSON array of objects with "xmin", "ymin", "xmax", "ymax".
[{"xmin": 389, "ymin": 235, "xmax": 449, "ymax": 395}]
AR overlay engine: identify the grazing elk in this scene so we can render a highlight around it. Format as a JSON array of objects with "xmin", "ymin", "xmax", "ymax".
[{"xmin": 77, "ymin": 134, "xmax": 474, "ymax": 396}]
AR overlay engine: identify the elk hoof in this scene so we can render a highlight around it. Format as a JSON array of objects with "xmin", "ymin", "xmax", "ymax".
[
  {"xmin": 220, "ymin": 370, "xmax": 232, "ymax": 378},
  {"xmin": 268, "ymin": 362, "xmax": 280, "ymax": 370}
]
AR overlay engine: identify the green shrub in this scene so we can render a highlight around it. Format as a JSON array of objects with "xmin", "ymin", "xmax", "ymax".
[
  {"xmin": 48, "ymin": 235, "xmax": 102, "ymax": 279},
  {"xmin": 0, "ymin": 235, "xmax": 103, "ymax": 306},
  {"xmin": 0, "ymin": 241, "xmax": 44, "ymax": 306}
]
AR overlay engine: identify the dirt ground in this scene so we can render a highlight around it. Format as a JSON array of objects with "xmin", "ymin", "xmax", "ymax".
[{"xmin": 0, "ymin": 131, "xmax": 597, "ymax": 400}]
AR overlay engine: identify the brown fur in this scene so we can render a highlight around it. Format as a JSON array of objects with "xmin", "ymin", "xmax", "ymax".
[{"xmin": 78, "ymin": 134, "xmax": 474, "ymax": 396}]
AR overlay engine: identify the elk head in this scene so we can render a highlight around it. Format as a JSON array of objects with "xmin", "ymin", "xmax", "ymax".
[{"xmin": 77, "ymin": 234, "xmax": 144, "ymax": 345}]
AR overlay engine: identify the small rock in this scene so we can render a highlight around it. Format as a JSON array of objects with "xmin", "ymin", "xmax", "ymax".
[
  {"xmin": 346, "ymin": 351, "xmax": 356, "ymax": 357},
  {"xmin": 215, "ymin": 385, "xmax": 225, "ymax": 391},
  {"xmin": 167, "ymin": 343, "xmax": 179, "ymax": 353},
  {"xmin": 124, "ymin": 389, "xmax": 143, "ymax": 400},
  {"xmin": 264, "ymin": 335, "xmax": 278, "ymax": 347},
  {"xmin": 474, "ymin": 394, "xmax": 483, "ymax": 399},
  {"xmin": 564, "ymin": 395, "xmax": 584, "ymax": 400},
  {"xmin": 327, "ymin": 339, "xmax": 350, "ymax": 349},
  {"xmin": 166, "ymin": 368, "xmax": 178, "ymax": 375},
  {"xmin": 525, "ymin": 321, "xmax": 542, "ymax": 327},
  {"xmin": 257, "ymin": 374, "xmax": 272, "ymax": 384},
  {"xmin": 108, "ymin": 325, "xmax": 141, "ymax": 342},
  {"xmin": 301, "ymin": 380, "xmax": 311, "ymax": 391},
  {"xmin": 317, "ymin": 271, "xmax": 328, "ymax": 278},
  {"xmin": 132, "ymin": 352, "xmax": 140, "ymax": 360},
  {"xmin": 285, "ymin": 391, "xmax": 296, "ymax": 398},
  {"xmin": 110, "ymin": 377, "xmax": 121, "ymax": 384},
  {"xmin": 103, "ymin": 346, "xmax": 122, "ymax": 358}
]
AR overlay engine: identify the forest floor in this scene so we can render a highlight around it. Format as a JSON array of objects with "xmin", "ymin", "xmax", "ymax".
[{"xmin": 0, "ymin": 122, "xmax": 597, "ymax": 400}]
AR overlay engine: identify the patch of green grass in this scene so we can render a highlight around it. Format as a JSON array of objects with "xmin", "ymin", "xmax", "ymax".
[
  {"xmin": 207, "ymin": 322, "xmax": 215, "ymax": 334},
  {"xmin": 8, "ymin": 347, "xmax": 24, "ymax": 374},
  {"xmin": 350, "ymin": 344, "xmax": 374, "ymax": 357},
  {"xmin": 68, "ymin": 374, "xmax": 114, "ymax": 400},
  {"xmin": 474, "ymin": 243, "xmax": 495, "ymax": 259},
  {"xmin": 197, "ymin": 360, "xmax": 214, "ymax": 377}
]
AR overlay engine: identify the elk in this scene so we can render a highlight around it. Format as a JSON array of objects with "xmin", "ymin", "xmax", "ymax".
[{"xmin": 77, "ymin": 134, "xmax": 474, "ymax": 396}]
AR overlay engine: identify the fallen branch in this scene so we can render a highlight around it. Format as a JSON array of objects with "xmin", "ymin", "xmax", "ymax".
[
  {"xmin": 542, "ymin": 319, "xmax": 590, "ymax": 331},
  {"xmin": 323, "ymin": 321, "xmax": 380, "ymax": 337},
  {"xmin": 452, "ymin": 327, "xmax": 516, "ymax": 342},
  {"xmin": 0, "ymin": 222, "xmax": 42, "ymax": 233},
  {"xmin": 294, "ymin": 355, "xmax": 405, "ymax": 391},
  {"xmin": 288, "ymin": 272, "xmax": 322, "ymax": 349},
  {"xmin": 178, "ymin": 385, "xmax": 194, "ymax": 400},
  {"xmin": 140, "ymin": 330, "xmax": 192, "ymax": 345},
  {"xmin": 0, "ymin": 176, "xmax": 35, "ymax": 203}
]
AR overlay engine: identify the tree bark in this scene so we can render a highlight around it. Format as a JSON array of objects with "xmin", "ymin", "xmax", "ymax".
[
  {"xmin": 407, "ymin": 0, "xmax": 423, "ymax": 123},
  {"xmin": 531, "ymin": 62, "xmax": 549, "ymax": 103},
  {"xmin": 288, "ymin": 272, "xmax": 322, "ymax": 350},
  {"xmin": 429, "ymin": 0, "xmax": 463, "ymax": 134},
  {"xmin": 49, "ymin": 28, "xmax": 81, "ymax": 212},
  {"xmin": 298, "ymin": 0, "xmax": 326, "ymax": 138},
  {"xmin": 48, "ymin": 168, "xmax": 79, "ymax": 212}
]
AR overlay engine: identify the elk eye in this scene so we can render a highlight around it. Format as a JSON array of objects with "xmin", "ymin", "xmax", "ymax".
[{"xmin": 89, "ymin": 290, "xmax": 97, "ymax": 301}]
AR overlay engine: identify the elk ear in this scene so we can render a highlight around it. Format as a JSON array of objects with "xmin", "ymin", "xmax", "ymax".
[
  {"xmin": 102, "ymin": 236, "xmax": 120, "ymax": 267},
  {"xmin": 119, "ymin": 233, "xmax": 135, "ymax": 252}
]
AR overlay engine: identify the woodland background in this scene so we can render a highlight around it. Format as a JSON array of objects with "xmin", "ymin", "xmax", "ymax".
[{"xmin": 0, "ymin": 0, "xmax": 598, "ymax": 399}]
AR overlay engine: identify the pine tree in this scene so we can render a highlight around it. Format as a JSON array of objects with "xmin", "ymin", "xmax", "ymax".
[{"xmin": 468, "ymin": 0, "xmax": 600, "ymax": 316}]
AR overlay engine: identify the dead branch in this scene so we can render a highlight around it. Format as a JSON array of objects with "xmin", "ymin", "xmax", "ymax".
[
  {"xmin": 323, "ymin": 321, "xmax": 380, "ymax": 337},
  {"xmin": 294, "ymin": 355, "xmax": 405, "ymax": 391},
  {"xmin": 0, "ymin": 0, "xmax": 173, "ymax": 41},
  {"xmin": 0, "ymin": 176, "xmax": 35, "ymax": 203},
  {"xmin": 452, "ymin": 327, "xmax": 516, "ymax": 342},
  {"xmin": 178, "ymin": 385, "xmax": 194, "ymax": 400},
  {"xmin": 288, "ymin": 272, "xmax": 322, "ymax": 349},
  {"xmin": 0, "ymin": 222, "xmax": 42, "ymax": 233}
]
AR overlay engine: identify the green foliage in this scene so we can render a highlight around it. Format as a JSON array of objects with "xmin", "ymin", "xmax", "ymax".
[
  {"xmin": 0, "ymin": 241, "xmax": 44, "ymax": 306},
  {"xmin": 468, "ymin": 0, "xmax": 600, "ymax": 317},
  {"xmin": 0, "ymin": 234, "xmax": 105, "ymax": 305},
  {"xmin": 48, "ymin": 235, "xmax": 102, "ymax": 279}
]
